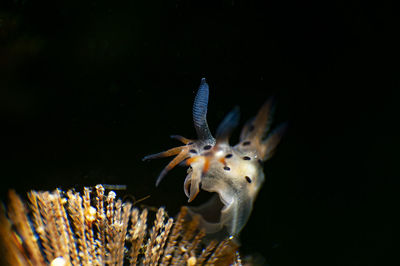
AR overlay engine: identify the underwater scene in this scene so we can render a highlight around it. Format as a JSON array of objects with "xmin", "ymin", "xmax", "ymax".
[{"xmin": 1, "ymin": 0, "xmax": 397, "ymax": 265}]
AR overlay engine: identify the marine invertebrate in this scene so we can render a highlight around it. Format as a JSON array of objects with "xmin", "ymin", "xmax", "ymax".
[
  {"xmin": 143, "ymin": 78, "xmax": 286, "ymax": 237},
  {"xmin": 0, "ymin": 185, "xmax": 239, "ymax": 265}
]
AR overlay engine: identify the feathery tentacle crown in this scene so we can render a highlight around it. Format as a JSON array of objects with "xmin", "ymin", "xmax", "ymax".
[{"xmin": 143, "ymin": 78, "xmax": 286, "ymax": 236}]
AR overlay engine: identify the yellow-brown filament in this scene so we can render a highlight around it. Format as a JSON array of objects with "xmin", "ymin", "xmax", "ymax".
[
  {"xmin": 251, "ymin": 99, "xmax": 273, "ymax": 140},
  {"xmin": 143, "ymin": 146, "xmax": 186, "ymax": 161},
  {"xmin": 170, "ymin": 135, "xmax": 194, "ymax": 144},
  {"xmin": 155, "ymin": 148, "xmax": 189, "ymax": 186}
]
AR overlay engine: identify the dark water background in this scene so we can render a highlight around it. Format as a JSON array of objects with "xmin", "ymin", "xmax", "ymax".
[{"xmin": 1, "ymin": 0, "xmax": 398, "ymax": 265}]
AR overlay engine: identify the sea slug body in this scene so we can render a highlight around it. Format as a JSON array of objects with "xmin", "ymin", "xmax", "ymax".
[{"xmin": 143, "ymin": 78, "xmax": 286, "ymax": 237}]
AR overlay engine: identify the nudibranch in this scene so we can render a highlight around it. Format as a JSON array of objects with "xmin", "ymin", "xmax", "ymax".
[{"xmin": 143, "ymin": 78, "xmax": 286, "ymax": 237}]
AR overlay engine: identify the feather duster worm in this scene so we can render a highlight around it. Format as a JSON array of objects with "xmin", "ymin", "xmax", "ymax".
[{"xmin": 143, "ymin": 78, "xmax": 286, "ymax": 237}]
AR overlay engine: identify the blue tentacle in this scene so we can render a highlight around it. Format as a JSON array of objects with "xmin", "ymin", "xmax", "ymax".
[{"xmin": 193, "ymin": 78, "xmax": 215, "ymax": 142}]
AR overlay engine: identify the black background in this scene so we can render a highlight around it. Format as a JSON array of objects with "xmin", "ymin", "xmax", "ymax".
[{"xmin": 1, "ymin": 0, "xmax": 398, "ymax": 265}]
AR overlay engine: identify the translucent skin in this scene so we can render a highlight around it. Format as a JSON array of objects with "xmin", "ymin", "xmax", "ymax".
[
  {"xmin": 143, "ymin": 78, "xmax": 286, "ymax": 237},
  {"xmin": 184, "ymin": 142, "xmax": 265, "ymax": 235}
]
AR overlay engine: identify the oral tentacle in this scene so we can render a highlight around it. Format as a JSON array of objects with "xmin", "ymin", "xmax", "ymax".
[
  {"xmin": 188, "ymin": 173, "xmax": 201, "ymax": 202},
  {"xmin": 185, "ymin": 160, "xmax": 204, "ymax": 202},
  {"xmin": 155, "ymin": 149, "xmax": 189, "ymax": 186},
  {"xmin": 170, "ymin": 135, "xmax": 193, "ymax": 144},
  {"xmin": 184, "ymin": 174, "xmax": 191, "ymax": 198},
  {"xmin": 142, "ymin": 146, "xmax": 186, "ymax": 161}
]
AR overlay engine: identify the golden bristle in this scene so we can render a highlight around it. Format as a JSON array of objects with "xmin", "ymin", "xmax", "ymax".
[{"xmin": 0, "ymin": 185, "xmax": 240, "ymax": 265}]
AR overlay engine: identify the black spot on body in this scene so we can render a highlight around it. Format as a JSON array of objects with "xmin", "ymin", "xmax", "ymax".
[
  {"xmin": 203, "ymin": 145, "xmax": 212, "ymax": 150},
  {"xmin": 225, "ymin": 154, "xmax": 233, "ymax": 158},
  {"xmin": 243, "ymin": 156, "xmax": 251, "ymax": 160},
  {"xmin": 188, "ymin": 142, "xmax": 194, "ymax": 145},
  {"xmin": 189, "ymin": 149, "xmax": 198, "ymax": 154},
  {"xmin": 224, "ymin": 166, "xmax": 230, "ymax": 171},
  {"xmin": 242, "ymin": 141, "xmax": 251, "ymax": 146},
  {"xmin": 245, "ymin": 176, "xmax": 252, "ymax": 183}
]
